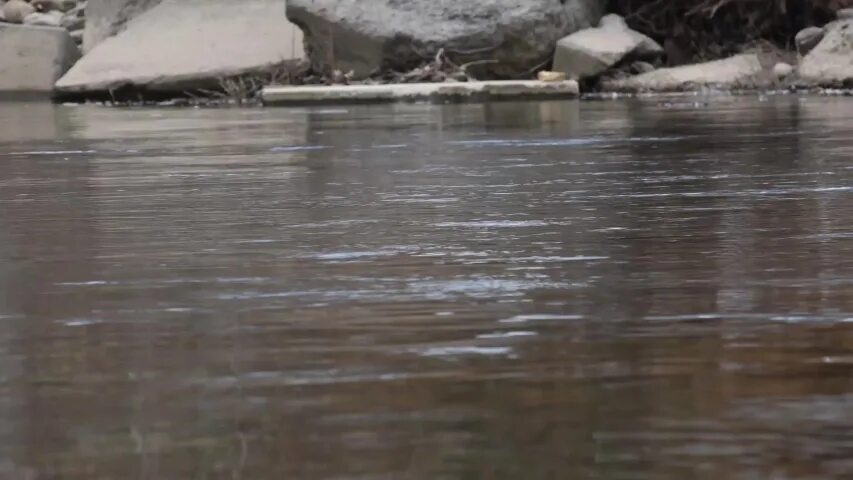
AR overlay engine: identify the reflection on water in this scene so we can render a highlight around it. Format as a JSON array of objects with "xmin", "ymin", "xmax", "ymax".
[{"xmin": 0, "ymin": 97, "xmax": 852, "ymax": 479}]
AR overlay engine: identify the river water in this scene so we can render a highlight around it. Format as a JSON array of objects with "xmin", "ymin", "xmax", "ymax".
[{"xmin": 0, "ymin": 97, "xmax": 852, "ymax": 479}]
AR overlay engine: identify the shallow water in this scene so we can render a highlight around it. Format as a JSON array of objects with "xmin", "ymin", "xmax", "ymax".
[{"xmin": 0, "ymin": 97, "xmax": 852, "ymax": 479}]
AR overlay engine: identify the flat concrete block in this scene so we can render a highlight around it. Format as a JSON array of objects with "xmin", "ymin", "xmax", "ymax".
[
  {"xmin": 56, "ymin": 0, "xmax": 304, "ymax": 93},
  {"xmin": 602, "ymin": 54, "xmax": 767, "ymax": 92},
  {"xmin": 261, "ymin": 80, "xmax": 580, "ymax": 105},
  {"xmin": 0, "ymin": 23, "xmax": 80, "ymax": 94}
]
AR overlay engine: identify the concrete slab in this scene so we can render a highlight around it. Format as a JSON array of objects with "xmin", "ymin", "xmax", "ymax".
[
  {"xmin": 56, "ymin": 0, "xmax": 304, "ymax": 93},
  {"xmin": 602, "ymin": 54, "xmax": 769, "ymax": 92},
  {"xmin": 0, "ymin": 23, "xmax": 80, "ymax": 94},
  {"xmin": 261, "ymin": 80, "xmax": 580, "ymax": 105}
]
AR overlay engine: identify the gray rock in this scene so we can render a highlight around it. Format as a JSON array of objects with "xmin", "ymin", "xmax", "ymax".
[
  {"xmin": 838, "ymin": 8, "xmax": 853, "ymax": 19},
  {"xmin": 2, "ymin": 0, "xmax": 37, "ymax": 24},
  {"xmin": 59, "ymin": 0, "xmax": 78, "ymax": 11},
  {"xmin": 0, "ymin": 23, "xmax": 80, "ymax": 93},
  {"xmin": 56, "ymin": 0, "xmax": 305, "ymax": 93},
  {"xmin": 602, "ymin": 54, "xmax": 768, "ymax": 92},
  {"xmin": 799, "ymin": 19, "xmax": 853, "ymax": 86},
  {"xmin": 552, "ymin": 14, "xmax": 663, "ymax": 80},
  {"xmin": 32, "ymin": 0, "xmax": 75, "ymax": 12},
  {"xmin": 796, "ymin": 26, "xmax": 825, "ymax": 56},
  {"xmin": 61, "ymin": 5, "xmax": 86, "ymax": 31},
  {"xmin": 23, "ymin": 11, "xmax": 63, "ymax": 27},
  {"xmin": 287, "ymin": 0, "xmax": 604, "ymax": 79},
  {"xmin": 83, "ymin": 0, "xmax": 161, "ymax": 53}
]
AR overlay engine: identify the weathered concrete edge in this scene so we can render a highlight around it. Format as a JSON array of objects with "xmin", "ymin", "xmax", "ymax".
[{"xmin": 261, "ymin": 80, "xmax": 580, "ymax": 106}]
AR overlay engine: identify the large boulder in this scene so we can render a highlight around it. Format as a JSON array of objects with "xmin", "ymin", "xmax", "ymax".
[
  {"xmin": 56, "ymin": 0, "xmax": 304, "ymax": 94},
  {"xmin": 287, "ymin": 0, "xmax": 604, "ymax": 79},
  {"xmin": 0, "ymin": 23, "xmax": 80, "ymax": 93},
  {"xmin": 552, "ymin": 14, "xmax": 662, "ymax": 80},
  {"xmin": 602, "ymin": 54, "xmax": 770, "ymax": 92},
  {"xmin": 799, "ymin": 19, "xmax": 853, "ymax": 86},
  {"xmin": 82, "ymin": 0, "xmax": 161, "ymax": 53}
]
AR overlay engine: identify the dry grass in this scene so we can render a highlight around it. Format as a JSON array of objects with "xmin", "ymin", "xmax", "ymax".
[{"xmin": 183, "ymin": 61, "xmax": 311, "ymax": 105}]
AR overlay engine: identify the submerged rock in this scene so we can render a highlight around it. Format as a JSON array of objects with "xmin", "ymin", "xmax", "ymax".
[
  {"xmin": 2, "ymin": 0, "xmax": 37, "ymax": 24},
  {"xmin": 602, "ymin": 54, "xmax": 769, "ymax": 92},
  {"xmin": 799, "ymin": 19, "xmax": 853, "ymax": 86},
  {"xmin": 56, "ymin": 0, "xmax": 305, "ymax": 94},
  {"xmin": 287, "ymin": 0, "xmax": 604, "ymax": 79},
  {"xmin": 552, "ymin": 14, "xmax": 662, "ymax": 80},
  {"xmin": 796, "ymin": 26, "xmax": 825, "ymax": 56},
  {"xmin": 0, "ymin": 23, "xmax": 80, "ymax": 92}
]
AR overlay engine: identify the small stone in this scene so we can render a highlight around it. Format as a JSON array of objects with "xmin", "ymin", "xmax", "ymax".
[
  {"xmin": 537, "ymin": 70, "xmax": 567, "ymax": 82},
  {"xmin": 795, "ymin": 26, "xmax": 825, "ymax": 56},
  {"xmin": 23, "ymin": 10, "xmax": 64, "ymax": 27},
  {"xmin": 837, "ymin": 8, "xmax": 853, "ymax": 19},
  {"xmin": 32, "ymin": 0, "xmax": 57, "ymax": 12},
  {"xmin": 2, "ymin": 0, "xmax": 37, "ymax": 24},
  {"xmin": 773, "ymin": 62, "xmax": 794, "ymax": 79}
]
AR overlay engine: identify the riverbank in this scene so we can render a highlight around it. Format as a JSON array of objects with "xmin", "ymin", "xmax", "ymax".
[{"xmin": 2, "ymin": 1, "xmax": 851, "ymax": 103}]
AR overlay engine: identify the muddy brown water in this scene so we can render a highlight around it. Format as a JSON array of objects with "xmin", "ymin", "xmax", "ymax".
[{"xmin": 0, "ymin": 97, "xmax": 852, "ymax": 479}]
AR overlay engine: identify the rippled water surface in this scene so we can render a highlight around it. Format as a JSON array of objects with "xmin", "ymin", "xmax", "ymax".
[{"xmin": 1, "ymin": 97, "xmax": 852, "ymax": 479}]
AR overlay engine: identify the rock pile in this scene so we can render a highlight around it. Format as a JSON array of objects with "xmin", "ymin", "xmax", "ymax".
[
  {"xmin": 1, "ymin": 0, "xmax": 85, "ymax": 44},
  {"xmin": 552, "ymin": 7, "xmax": 853, "ymax": 92}
]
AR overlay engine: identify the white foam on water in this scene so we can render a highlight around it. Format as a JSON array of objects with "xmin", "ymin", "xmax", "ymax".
[
  {"xmin": 417, "ymin": 346, "xmax": 513, "ymax": 357},
  {"xmin": 476, "ymin": 331, "xmax": 538, "ymax": 339},
  {"xmin": 434, "ymin": 220, "xmax": 549, "ymax": 228},
  {"xmin": 499, "ymin": 314, "xmax": 584, "ymax": 324}
]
